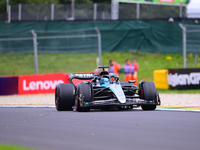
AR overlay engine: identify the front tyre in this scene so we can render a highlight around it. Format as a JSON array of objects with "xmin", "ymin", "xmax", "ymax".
[
  {"xmin": 55, "ymin": 83, "xmax": 75, "ymax": 111},
  {"xmin": 140, "ymin": 81, "xmax": 157, "ymax": 111},
  {"xmin": 75, "ymin": 83, "xmax": 91, "ymax": 112}
]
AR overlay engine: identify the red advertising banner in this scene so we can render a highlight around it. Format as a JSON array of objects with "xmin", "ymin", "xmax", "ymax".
[
  {"xmin": 117, "ymin": 0, "xmax": 187, "ymax": 4},
  {"xmin": 18, "ymin": 73, "xmax": 69, "ymax": 95},
  {"xmin": 153, "ymin": 0, "xmax": 187, "ymax": 4},
  {"xmin": 159, "ymin": 0, "xmax": 174, "ymax": 2}
]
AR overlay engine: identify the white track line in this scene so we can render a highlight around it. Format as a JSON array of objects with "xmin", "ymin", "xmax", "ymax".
[{"xmin": 0, "ymin": 106, "xmax": 199, "ymax": 112}]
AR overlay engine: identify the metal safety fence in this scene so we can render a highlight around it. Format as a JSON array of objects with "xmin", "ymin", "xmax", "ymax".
[
  {"xmin": 179, "ymin": 23, "xmax": 200, "ymax": 68},
  {"xmin": 0, "ymin": 28, "xmax": 102, "ymax": 76},
  {"xmin": 1, "ymin": 2, "xmax": 187, "ymax": 22}
]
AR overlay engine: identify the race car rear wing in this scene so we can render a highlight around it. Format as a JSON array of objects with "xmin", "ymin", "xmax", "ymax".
[{"xmin": 68, "ymin": 73, "xmax": 94, "ymax": 84}]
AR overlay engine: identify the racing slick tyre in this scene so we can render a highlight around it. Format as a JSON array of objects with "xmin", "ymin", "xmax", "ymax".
[
  {"xmin": 76, "ymin": 83, "xmax": 91, "ymax": 112},
  {"xmin": 55, "ymin": 83, "xmax": 75, "ymax": 111},
  {"xmin": 140, "ymin": 81, "xmax": 157, "ymax": 111}
]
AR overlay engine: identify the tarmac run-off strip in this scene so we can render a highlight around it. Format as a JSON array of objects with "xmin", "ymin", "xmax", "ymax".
[{"xmin": 0, "ymin": 104, "xmax": 200, "ymax": 112}]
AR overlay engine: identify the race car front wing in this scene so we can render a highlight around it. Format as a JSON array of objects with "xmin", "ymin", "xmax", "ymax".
[{"xmin": 79, "ymin": 97, "xmax": 161, "ymax": 108}]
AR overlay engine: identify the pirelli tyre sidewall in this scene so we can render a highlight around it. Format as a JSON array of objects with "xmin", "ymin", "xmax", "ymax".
[
  {"xmin": 141, "ymin": 81, "xmax": 157, "ymax": 111},
  {"xmin": 55, "ymin": 83, "xmax": 75, "ymax": 111},
  {"xmin": 76, "ymin": 83, "xmax": 91, "ymax": 112}
]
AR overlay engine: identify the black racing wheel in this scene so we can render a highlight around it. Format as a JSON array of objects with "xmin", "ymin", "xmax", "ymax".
[
  {"xmin": 55, "ymin": 83, "xmax": 75, "ymax": 111},
  {"xmin": 140, "ymin": 81, "xmax": 157, "ymax": 111},
  {"xmin": 75, "ymin": 83, "xmax": 91, "ymax": 112}
]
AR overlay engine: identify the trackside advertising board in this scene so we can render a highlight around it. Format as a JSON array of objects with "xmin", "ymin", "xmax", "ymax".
[
  {"xmin": 116, "ymin": 0, "xmax": 188, "ymax": 4},
  {"xmin": 0, "ymin": 76, "xmax": 18, "ymax": 95},
  {"xmin": 116, "ymin": 0, "xmax": 143, "ymax": 2},
  {"xmin": 167, "ymin": 68, "xmax": 200, "ymax": 89},
  {"xmin": 153, "ymin": 0, "xmax": 187, "ymax": 4},
  {"xmin": 0, "ymin": 73, "xmax": 93, "ymax": 95},
  {"xmin": 18, "ymin": 73, "xmax": 69, "ymax": 95}
]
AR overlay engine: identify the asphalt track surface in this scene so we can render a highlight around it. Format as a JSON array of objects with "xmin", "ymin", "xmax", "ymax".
[{"xmin": 0, "ymin": 108, "xmax": 200, "ymax": 150}]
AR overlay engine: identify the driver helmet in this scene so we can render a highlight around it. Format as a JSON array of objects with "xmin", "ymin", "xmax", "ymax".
[{"xmin": 100, "ymin": 77, "xmax": 109, "ymax": 84}]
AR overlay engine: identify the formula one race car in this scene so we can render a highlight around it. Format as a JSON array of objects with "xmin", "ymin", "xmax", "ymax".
[{"xmin": 55, "ymin": 66, "xmax": 161, "ymax": 112}]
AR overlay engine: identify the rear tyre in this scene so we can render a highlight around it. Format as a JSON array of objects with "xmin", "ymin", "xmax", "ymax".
[
  {"xmin": 55, "ymin": 83, "xmax": 75, "ymax": 111},
  {"xmin": 75, "ymin": 83, "xmax": 91, "ymax": 112},
  {"xmin": 140, "ymin": 81, "xmax": 157, "ymax": 111}
]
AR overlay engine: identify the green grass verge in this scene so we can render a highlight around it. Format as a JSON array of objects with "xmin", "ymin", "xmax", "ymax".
[
  {"xmin": 0, "ymin": 52, "xmax": 199, "ymax": 93},
  {"xmin": 0, "ymin": 143, "xmax": 35, "ymax": 150}
]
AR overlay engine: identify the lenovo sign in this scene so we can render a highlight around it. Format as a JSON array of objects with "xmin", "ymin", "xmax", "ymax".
[
  {"xmin": 18, "ymin": 73, "xmax": 69, "ymax": 94},
  {"xmin": 23, "ymin": 80, "xmax": 64, "ymax": 91}
]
